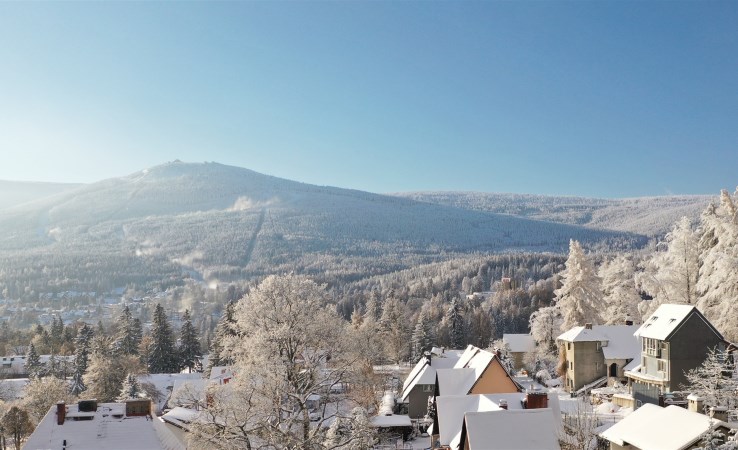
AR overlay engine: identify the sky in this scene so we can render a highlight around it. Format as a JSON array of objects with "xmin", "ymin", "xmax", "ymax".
[{"xmin": 0, "ymin": 1, "xmax": 736, "ymax": 198}]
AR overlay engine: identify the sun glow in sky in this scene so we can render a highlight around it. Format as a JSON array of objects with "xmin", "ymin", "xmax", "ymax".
[{"xmin": 0, "ymin": 1, "xmax": 736, "ymax": 197}]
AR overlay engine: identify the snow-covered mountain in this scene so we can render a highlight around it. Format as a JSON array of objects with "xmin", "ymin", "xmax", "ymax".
[
  {"xmin": 0, "ymin": 180, "xmax": 82, "ymax": 211},
  {"xmin": 393, "ymin": 191, "xmax": 711, "ymax": 237},
  {"xmin": 0, "ymin": 161, "xmax": 643, "ymax": 287}
]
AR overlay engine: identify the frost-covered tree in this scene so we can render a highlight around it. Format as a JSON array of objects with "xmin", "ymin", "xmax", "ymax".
[
  {"xmin": 84, "ymin": 336, "xmax": 143, "ymax": 402},
  {"xmin": 682, "ymin": 347, "xmax": 737, "ymax": 416},
  {"xmin": 379, "ymin": 297, "xmax": 410, "ymax": 363},
  {"xmin": 206, "ymin": 301, "xmax": 238, "ymax": 376},
  {"xmin": 1, "ymin": 406, "xmax": 33, "ymax": 450},
  {"xmin": 25, "ymin": 343, "xmax": 42, "ymax": 380},
  {"xmin": 638, "ymin": 216, "xmax": 700, "ymax": 317},
  {"xmin": 70, "ymin": 324, "xmax": 93, "ymax": 396},
  {"xmin": 148, "ymin": 303, "xmax": 178, "ymax": 373},
  {"xmin": 447, "ymin": 297, "xmax": 465, "ymax": 349},
  {"xmin": 113, "ymin": 306, "xmax": 140, "ymax": 356},
  {"xmin": 411, "ymin": 310, "xmax": 434, "ymax": 362},
  {"xmin": 599, "ymin": 255, "xmax": 642, "ymax": 324},
  {"xmin": 202, "ymin": 274, "xmax": 373, "ymax": 449},
  {"xmin": 23, "ymin": 377, "xmax": 76, "ymax": 424},
  {"xmin": 529, "ymin": 305, "xmax": 562, "ymax": 355},
  {"xmin": 555, "ymin": 240, "xmax": 603, "ymax": 331},
  {"xmin": 178, "ymin": 309, "xmax": 202, "ymax": 373},
  {"xmin": 117, "ymin": 373, "xmax": 142, "ymax": 401},
  {"xmin": 697, "ymin": 190, "xmax": 738, "ymax": 341},
  {"xmin": 694, "ymin": 424, "xmax": 738, "ymax": 450}
]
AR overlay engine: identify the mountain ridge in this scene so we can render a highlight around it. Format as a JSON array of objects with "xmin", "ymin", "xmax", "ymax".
[{"xmin": 0, "ymin": 161, "xmax": 646, "ymax": 289}]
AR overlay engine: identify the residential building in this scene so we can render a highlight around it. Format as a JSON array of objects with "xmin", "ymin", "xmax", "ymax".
[
  {"xmin": 434, "ymin": 390, "xmax": 560, "ymax": 449},
  {"xmin": 558, "ymin": 324, "xmax": 640, "ymax": 393},
  {"xmin": 401, "ymin": 347, "xmax": 464, "ymax": 419},
  {"xmin": 502, "ymin": 333, "xmax": 536, "ymax": 370},
  {"xmin": 24, "ymin": 399, "xmax": 184, "ymax": 450},
  {"xmin": 458, "ymin": 409, "xmax": 561, "ymax": 450},
  {"xmin": 599, "ymin": 403, "xmax": 730, "ymax": 450},
  {"xmin": 625, "ymin": 304, "xmax": 725, "ymax": 407},
  {"xmin": 434, "ymin": 345, "xmax": 523, "ymax": 397}
]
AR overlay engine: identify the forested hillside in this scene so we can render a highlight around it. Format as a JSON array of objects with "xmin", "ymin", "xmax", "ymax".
[
  {"xmin": 395, "ymin": 191, "xmax": 711, "ymax": 237},
  {"xmin": 0, "ymin": 161, "xmax": 643, "ymax": 298}
]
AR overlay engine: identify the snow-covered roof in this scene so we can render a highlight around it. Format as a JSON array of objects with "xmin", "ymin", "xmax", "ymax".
[
  {"xmin": 557, "ymin": 325, "xmax": 640, "ymax": 360},
  {"xmin": 138, "ymin": 373, "xmax": 203, "ymax": 413},
  {"xmin": 371, "ymin": 414, "xmax": 412, "ymax": 427},
  {"xmin": 161, "ymin": 407, "xmax": 199, "ymax": 430},
  {"xmin": 462, "ymin": 409, "xmax": 561, "ymax": 450},
  {"xmin": 209, "ymin": 365, "xmax": 234, "ymax": 383},
  {"xmin": 600, "ymin": 404, "xmax": 723, "ymax": 450},
  {"xmin": 438, "ymin": 346, "xmax": 520, "ymax": 395},
  {"xmin": 436, "ymin": 368, "xmax": 477, "ymax": 396},
  {"xmin": 635, "ymin": 304, "xmax": 721, "ymax": 341},
  {"xmin": 502, "ymin": 334, "xmax": 536, "ymax": 353},
  {"xmin": 23, "ymin": 401, "xmax": 184, "ymax": 450},
  {"xmin": 436, "ymin": 394, "xmax": 507, "ymax": 448},
  {"xmin": 436, "ymin": 392, "xmax": 561, "ymax": 448},
  {"xmin": 401, "ymin": 349, "xmax": 463, "ymax": 401}
]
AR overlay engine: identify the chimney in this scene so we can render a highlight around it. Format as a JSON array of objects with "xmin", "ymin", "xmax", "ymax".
[
  {"xmin": 56, "ymin": 402, "xmax": 66, "ymax": 425},
  {"xmin": 525, "ymin": 388, "xmax": 549, "ymax": 409},
  {"xmin": 498, "ymin": 399, "xmax": 508, "ymax": 410},
  {"xmin": 687, "ymin": 394, "xmax": 705, "ymax": 414},
  {"xmin": 424, "ymin": 351, "xmax": 432, "ymax": 365},
  {"xmin": 584, "ymin": 323, "xmax": 592, "ymax": 330},
  {"xmin": 710, "ymin": 406, "xmax": 728, "ymax": 423}
]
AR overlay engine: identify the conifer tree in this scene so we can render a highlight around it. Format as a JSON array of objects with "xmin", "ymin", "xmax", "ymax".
[
  {"xmin": 70, "ymin": 324, "xmax": 93, "ymax": 396},
  {"xmin": 411, "ymin": 311, "xmax": 433, "ymax": 362},
  {"xmin": 113, "ymin": 306, "xmax": 139, "ymax": 356},
  {"xmin": 697, "ymin": 190, "xmax": 738, "ymax": 342},
  {"xmin": 447, "ymin": 297, "xmax": 465, "ymax": 349},
  {"xmin": 555, "ymin": 239, "xmax": 603, "ymax": 331},
  {"xmin": 207, "ymin": 301, "xmax": 238, "ymax": 375},
  {"xmin": 148, "ymin": 303, "xmax": 178, "ymax": 373},
  {"xmin": 25, "ymin": 343, "xmax": 42, "ymax": 380},
  {"xmin": 116, "ymin": 373, "xmax": 142, "ymax": 401},
  {"xmin": 178, "ymin": 309, "xmax": 202, "ymax": 373},
  {"xmin": 599, "ymin": 255, "xmax": 642, "ymax": 324}
]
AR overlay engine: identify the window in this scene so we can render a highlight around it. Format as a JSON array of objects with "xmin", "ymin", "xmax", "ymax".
[
  {"xmin": 658, "ymin": 360, "xmax": 667, "ymax": 372},
  {"xmin": 596, "ymin": 342, "xmax": 601, "ymax": 351},
  {"xmin": 595, "ymin": 362, "xmax": 600, "ymax": 372},
  {"xmin": 422, "ymin": 384, "xmax": 433, "ymax": 392},
  {"xmin": 645, "ymin": 338, "xmax": 661, "ymax": 357},
  {"xmin": 570, "ymin": 361, "xmax": 573, "ymax": 370},
  {"xmin": 567, "ymin": 342, "xmax": 571, "ymax": 350}
]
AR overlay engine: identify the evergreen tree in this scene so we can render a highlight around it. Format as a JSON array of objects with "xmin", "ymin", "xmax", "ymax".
[
  {"xmin": 178, "ymin": 309, "xmax": 202, "ymax": 373},
  {"xmin": 639, "ymin": 216, "xmax": 700, "ymax": 317},
  {"xmin": 411, "ymin": 311, "xmax": 433, "ymax": 362},
  {"xmin": 148, "ymin": 303, "xmax": 178, "ymax": 373},
  {"xmin": 379, "ymin": 297, "xmax": 410, "ymax": 363},
  {"xmin": 447, "ymin": 297, "xmax": 465, "ymax": 349},
  {"xmin": 116, "ymin": 373, "xmax": 141, "ymax": 401},
  {"xmin": 555, "ymin": 239, "xmax": 603, "ymax": 331},
  {"xmin": 697, "ymin": 190, "xmax": 738, "ymax": 342},
  {"xmin": 70, "ymin": 324, "xmax": 93, "ymax": 396},
  {"xmin": 25, "ymin": 343, "xmax": 42, "ymax": 380},
  {"xmin": 113, "ymin": 306, "xmax": 139, "ymax": 356},
  {"xmin": 207, "ymin": 301, "xmax": 238, "ymax": 375},
  {"xmin": 599, "ymin": 255, "xmax": 642, "ymax": 324}
]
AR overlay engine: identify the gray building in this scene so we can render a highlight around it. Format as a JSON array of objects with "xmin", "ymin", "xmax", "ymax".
[
  {"xmin": 400, "ymin": 348, "xmax": 463, "ymax": 419},
  {"xmin": 625, "ymin": 304, "xmax": 726, "ymax": 408}
]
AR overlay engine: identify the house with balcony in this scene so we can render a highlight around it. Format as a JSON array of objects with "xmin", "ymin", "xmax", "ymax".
[
  {"xmin": 625, "ymin": 304, "xmax": 726, "ymax": 408},
  {"xmin": 557, "ymin": 323, "xmax": 640, "ymax": 393}
]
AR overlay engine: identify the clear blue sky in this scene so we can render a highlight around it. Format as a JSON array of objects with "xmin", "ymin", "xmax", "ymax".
[{"xmin": 0, "ymin": 1, "xmax": 736, "ymax": 198}]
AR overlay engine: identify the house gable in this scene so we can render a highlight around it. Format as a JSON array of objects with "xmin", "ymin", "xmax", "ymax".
[{"xmin": 469, "ymin": 356, "xmax": 521, "ymax": 394}]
